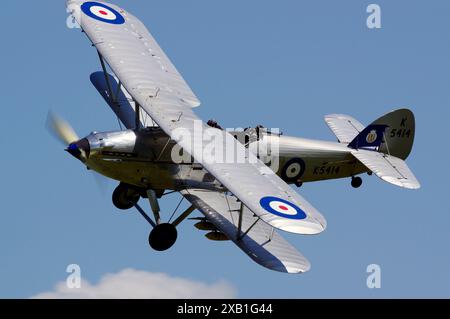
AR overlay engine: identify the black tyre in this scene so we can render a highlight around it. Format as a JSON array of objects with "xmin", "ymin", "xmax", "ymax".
[
  {"xmin": 351, "ymin": 176, "xmax": 363, "ymax": 188},
  {"xmin": 148, "ymin": 223, "xmax": 178, "ymax": 251},
  {"xmin": 112, "ymin": 184, "xmax": 140, "ymax": 210}
]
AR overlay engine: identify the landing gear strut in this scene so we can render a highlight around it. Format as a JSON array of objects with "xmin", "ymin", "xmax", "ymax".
[
  {"xmin": 351, "ymin": 176, "xmax": 363, "ymax": 188},
  {"xmin": 112, "ymin": 184, "xmax": 195, "ymax": 252}
]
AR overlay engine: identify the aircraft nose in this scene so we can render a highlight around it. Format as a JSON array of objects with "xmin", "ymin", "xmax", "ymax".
[{"xmin": 66, "ymin": 138, "xmax": 90, "ymax": 161}]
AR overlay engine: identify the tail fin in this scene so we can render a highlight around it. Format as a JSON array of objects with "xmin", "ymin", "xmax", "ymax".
[
  {"xmin": 370, "ymin": 108, "xmax": 415, "ymax": 160},
  {"xmin": 347, "ymin": 108, "xmax": 415, "ymax": 160}
]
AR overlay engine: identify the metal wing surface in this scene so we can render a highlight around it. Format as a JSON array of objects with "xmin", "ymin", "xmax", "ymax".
[
  {"xmin": 181, "ymin": 189, "xmax": 311, "ymax": 273},
  {"xmin": 325, "ymin": 114, "xmax": 365, "ymax": 143},
  {"xmin": 352, "ymin": 149, "xmax": 420, "ymax": 189}
]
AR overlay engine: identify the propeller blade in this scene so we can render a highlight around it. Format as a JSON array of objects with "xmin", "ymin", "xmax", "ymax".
[
  {"xmin": 46, "ymin": 111, "xmax": 79, "ymax": 145},
  {"xmin": 91, "ymin": 170, "xmax": 111, "ymax": 196}
]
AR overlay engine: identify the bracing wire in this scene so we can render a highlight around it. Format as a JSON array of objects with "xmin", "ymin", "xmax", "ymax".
[{"xmin": 168, "ymin": 196, "xmax": 184, "ymax": 223}]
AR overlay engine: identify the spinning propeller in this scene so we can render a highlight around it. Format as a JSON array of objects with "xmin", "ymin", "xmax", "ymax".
[
  {"xmin": 46, "ymin": 111, "xmax": 110, "ymax": 194},
  {"xmin": 47, "ymin": 112, "xmax": 79, "ymax": 145},
  {"xmin": 46, "ymin": 112, "xmax": 89, "ymax": 162}
]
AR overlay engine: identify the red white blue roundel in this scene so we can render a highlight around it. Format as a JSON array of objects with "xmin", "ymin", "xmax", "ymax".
[
  {"xmin": 260, "ymin": 196, "xmax": 307, "ymax": 220},
  {"xmin": 81, "ymin": 2, "xmax": 125, "ymax": 25}
]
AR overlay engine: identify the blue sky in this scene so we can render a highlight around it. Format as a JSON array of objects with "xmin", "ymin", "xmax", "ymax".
[{"xmin": 1, "ymin": 0, "xmax": 449, "ymax": 298}]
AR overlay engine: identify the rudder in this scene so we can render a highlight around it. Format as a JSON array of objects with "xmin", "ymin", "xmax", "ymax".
[{"xmin": 370, "ymin": 108, "xmax": 415, "ymax": 160}]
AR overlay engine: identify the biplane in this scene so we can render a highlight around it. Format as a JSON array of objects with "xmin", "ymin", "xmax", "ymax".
[{"xmin": 51, "ymin": 1, "xmax": 420, "ymax": 273}]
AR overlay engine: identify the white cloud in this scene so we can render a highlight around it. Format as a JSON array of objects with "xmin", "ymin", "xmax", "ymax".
[{"xmin": 32, "ymin": 268, "xmax": 237, "ymax": 299}]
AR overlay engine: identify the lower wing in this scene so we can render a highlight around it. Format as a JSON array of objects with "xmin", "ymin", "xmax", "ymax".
[{"xmin": 181, "ymin": 189, "xmax": 311, "ymax": 273}]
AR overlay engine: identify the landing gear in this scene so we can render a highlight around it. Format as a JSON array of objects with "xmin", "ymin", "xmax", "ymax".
[
  {"xmin": 112, "ymin": 183, "xmax": 140, "ymax": 209},
  {"xmin": 351, "ymin": 176, "xmax": 363, "ymax": 188},
  {"xmin": 149, "ymin": 223, "xmax": 178, "ymax": 251},
  {"xmin": 113, "ymin": 184, "xmax": 196, "ymax": 252}
]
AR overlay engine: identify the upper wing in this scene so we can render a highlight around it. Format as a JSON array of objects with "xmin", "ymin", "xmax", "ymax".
[
  {"xmin": 325, "ymin": 114, "xmax": 365, "ymax": 143},
  {"xmin": 69, "ymin": 1, "xmax": 326, "ymax": 234},
  {"xmin": 67, "ymin": 0, "xmax": 200, "ymax": 108},
  {"xmin": 351, "ymin": 149, "xmax": 420, "ymax": 189},
  {"xmin": 181, "ymin": 189, "xmax": 311, "ymax": 273}
]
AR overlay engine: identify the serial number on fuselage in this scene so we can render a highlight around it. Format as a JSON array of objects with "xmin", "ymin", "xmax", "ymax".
[{"xmin": 312, "ymin": 165, "xmax": 341, "ymax": 176}]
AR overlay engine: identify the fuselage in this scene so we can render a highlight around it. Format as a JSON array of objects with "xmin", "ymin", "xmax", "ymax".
[{"xmin": 75, "ymin": 126, "xmax": 367, "ymax": 192}]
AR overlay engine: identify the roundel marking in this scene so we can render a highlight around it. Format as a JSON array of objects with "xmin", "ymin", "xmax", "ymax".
[
  {"xmin": 281, "ymin": 158, "xmax": 306, "ymax": 183},
  {"xmin": 260, "ymin": 196, "xmax": 307, "ymax": 220},
  {"xmin": 81, "ymin": 2, "xmax": 125, "ymax": 25}
]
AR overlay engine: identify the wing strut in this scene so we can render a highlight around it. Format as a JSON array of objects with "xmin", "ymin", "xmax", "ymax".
[
  {"xmin": 237, "ymin": 202, "xmax": 244, "ymax": 240},
  {"xmin": 135, "ymin": 102, "xmax": 141, "ymax": 129},
  {"xmin": 238, "ymin": 217, "xmax": 260, "ymax": 241},
  {"xmin": 97, "ymin": 51, "xmax": 116, "ymax": 103},
  {"xmin": 234, "ymin": 201, "xmax": 261, "ymax": 241}
]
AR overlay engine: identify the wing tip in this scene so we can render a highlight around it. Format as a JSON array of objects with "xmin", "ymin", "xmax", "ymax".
[
  {"xmin": 284, "ymin": 261, "xmax": 311, "ymax": 274},
  {"xmin": 274, "ymin": 219, "xmax": 326, "ymax": 235},
  {"xmin": 381, "ymin": 176, "xmax": 421, "ymax": 190},
  {"xmin": 263, "ymin": 261, "xmax": 310, "ymax": 274}
]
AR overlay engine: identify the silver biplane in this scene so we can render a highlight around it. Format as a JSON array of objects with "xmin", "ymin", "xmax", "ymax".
[{"xmin": 52, "ymin": 1, "xmax": 420, "ymax": 273}]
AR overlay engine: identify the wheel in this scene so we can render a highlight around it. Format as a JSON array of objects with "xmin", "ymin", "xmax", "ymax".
[
  {"xmin": 112, "ymin": 183, "xmax": 140, "ymax": 210},
  {"xmin": 148, "ymin": 223, "xmax": 178, "ymax": 251},
  {"xmin": 351, "ymin": 176, "xmax": 363, "ymax": 188}
]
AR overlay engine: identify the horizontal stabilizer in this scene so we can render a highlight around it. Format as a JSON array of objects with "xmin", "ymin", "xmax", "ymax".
[
  {"xmin": 351, "ymin": 150, "xmax": 420, "ymax": 189},
  {"xmin": 324, "ymin": 114, "xmax": 365, "ymax": 143}
]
